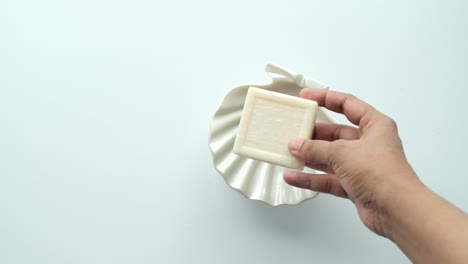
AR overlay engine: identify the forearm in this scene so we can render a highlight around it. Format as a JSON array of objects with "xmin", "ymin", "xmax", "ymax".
[{"xmin": 381, "ymin": 179, "xmax": 468, "ymax": 264}]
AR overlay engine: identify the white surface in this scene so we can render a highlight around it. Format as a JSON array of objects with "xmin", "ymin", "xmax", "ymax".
[
  {"xmin": 1, "ymin": 1, "xmax": 467, "ymax": 264},
  {"xmin": 234, "ymin": 87, "xmax": 318, "ymax": 170}
]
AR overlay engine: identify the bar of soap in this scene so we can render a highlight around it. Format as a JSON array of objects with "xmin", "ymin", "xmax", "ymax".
[{"xmin": 233, "ymin": 87, "xmax": 318, "ymax": 170}]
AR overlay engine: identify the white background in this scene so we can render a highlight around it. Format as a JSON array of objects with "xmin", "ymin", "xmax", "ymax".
[{"xmin": 1, "ymin": 1, "xmax": 467, "ymax": 263}]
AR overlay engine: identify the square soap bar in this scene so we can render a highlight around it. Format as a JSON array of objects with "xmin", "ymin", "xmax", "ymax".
[{"xmin": 233, "ymin": 87, "xmax": 318, "ymax": 170}]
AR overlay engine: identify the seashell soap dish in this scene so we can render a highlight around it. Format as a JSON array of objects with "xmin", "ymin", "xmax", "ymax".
[{"xmin": 209, "ymin": 63, "xmax": 338, "ymax": 206}]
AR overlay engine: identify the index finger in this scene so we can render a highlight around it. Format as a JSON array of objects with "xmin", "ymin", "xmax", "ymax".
[{"xmin": 300, "ymin": 88, "xmax": 381, "ymax": 126}]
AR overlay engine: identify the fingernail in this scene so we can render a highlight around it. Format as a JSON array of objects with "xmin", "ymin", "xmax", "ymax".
[{"xmin": 289, "ymin": 138, "xmax": 304, "ymax": 151}]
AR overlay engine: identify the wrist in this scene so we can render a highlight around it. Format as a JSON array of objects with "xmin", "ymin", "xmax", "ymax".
[
  {"xmin": 376, "ymin": 174, "xmax": 468, "ymax": 263},
  {"xmin": 373, "ymin": 171, "xmax": 426, "ymax": 240}
]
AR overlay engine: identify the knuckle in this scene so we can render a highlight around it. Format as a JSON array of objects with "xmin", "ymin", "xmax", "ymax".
[
  {"xmin": 338, "ymin": 93, "xmax": 358, "ymax": 113},
  {"xmin": 346, "ymin": 93, "xmax": 357, "ymax": 100},
  {"xmin": 336, "ymin": 93, "xmax": 351, "ymax": 113},
  {"xmin": 300, "ymin": 140, "xmax": 316, "ymax": 158},
  {"xmin": 331, "ymin": 139, "xmax": 346, "ymax": 153},
  {"xmin": 331, "ymin": 125, "xmax": 342, "ymax": 141},
  {"xmin": 329, "ymin": 140, "xmax": 349, "ymax": 165},
  {"xmin": 383, "ymin": 116, "xmax": 398, "ymax": 130},
  {"xmin": 326, "ymin": 141, "xmax": 341, "ymax": 165},
  {"xmin": 320, "ymin": 90, "xmax": 329, "ymax": 106},
  {"xmin": 389, "ymin": 118, "xmax": 398, "ymax": 129}
]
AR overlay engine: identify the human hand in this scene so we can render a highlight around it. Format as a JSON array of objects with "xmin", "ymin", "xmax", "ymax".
[{"xmin": 283, "ymin": 88, "xmax": 422, "ymax": 237}]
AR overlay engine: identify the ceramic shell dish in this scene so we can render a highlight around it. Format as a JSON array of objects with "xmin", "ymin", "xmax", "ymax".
[{"xmin": 209, "ymin": 63, "xmax": 338, "ymax": 206}]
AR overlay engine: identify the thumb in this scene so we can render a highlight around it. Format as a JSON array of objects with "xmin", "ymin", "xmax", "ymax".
[{"xmin": 288, "ymin": 138, "xmax": 334, "ymax": 167}]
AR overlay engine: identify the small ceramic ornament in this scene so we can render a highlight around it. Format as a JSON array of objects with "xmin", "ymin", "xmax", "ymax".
[{"xmin": 209, "ymin": 63, "xmax": 338, "ymax": 206}]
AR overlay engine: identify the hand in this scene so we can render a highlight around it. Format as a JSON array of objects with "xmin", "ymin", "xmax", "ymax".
[
  {"xmin": 284, "ymin": 88, "xmax": 468, "ymax": 263},
  {"xmin": 283, "ymin": 88, "xmax": 422, "ymax": 237}
]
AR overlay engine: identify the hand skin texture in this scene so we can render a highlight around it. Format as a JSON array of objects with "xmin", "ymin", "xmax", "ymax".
[{"xmin": 283, "ymin": 88, "xmax": 468, "ymax": 264}]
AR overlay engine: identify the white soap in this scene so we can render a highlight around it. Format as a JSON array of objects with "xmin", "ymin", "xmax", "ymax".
[{"xmin": 233, "ymin": 87, "xmax": 318, "ymax": 170}]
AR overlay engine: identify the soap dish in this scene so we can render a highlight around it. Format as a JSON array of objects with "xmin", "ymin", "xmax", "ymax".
[{"xmin": 209, "ymin": 63, "xmax": 338, "ymax": 206}]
